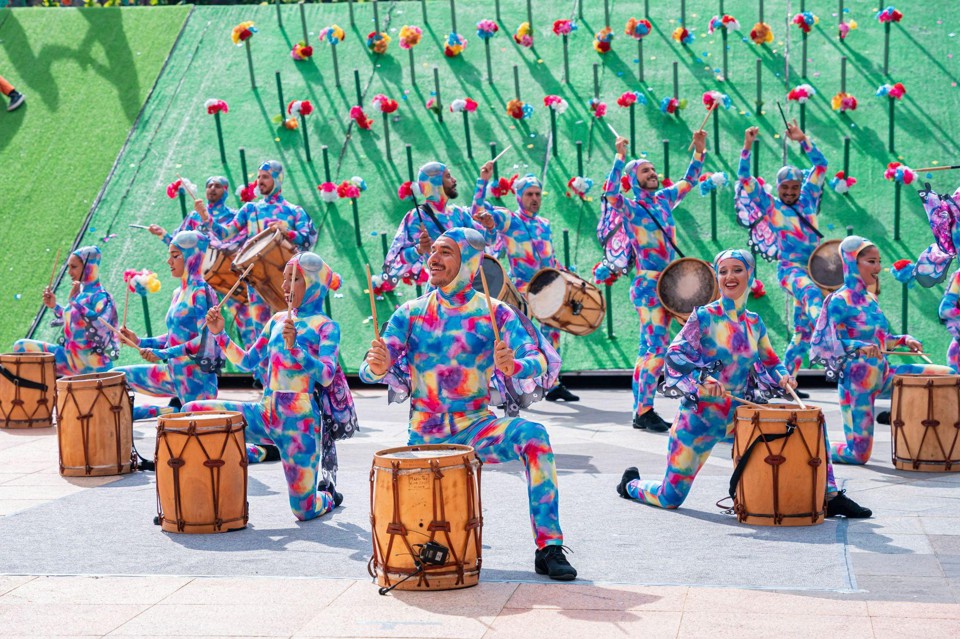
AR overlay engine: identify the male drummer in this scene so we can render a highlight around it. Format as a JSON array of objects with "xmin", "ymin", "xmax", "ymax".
[
  {"xmin": 205, "ymin": 161, "xmax": 317, "ymax": 338},
  {"xmin": 735, "ymin": 123, "xmax": 827, "ymax": 388},
  {"xmin": 361, "ymin": 228, "xmax": 577, "ymax": 581},
  {"xmin": 377, "ymin": 161, "xmax": 495, "ymax": 294},
  {"xmin": 601, "ymin": 131, "xmax": 707, "ymax": 431},
  {"xmin": 473, "ymin": 165, "xmax": 578, "ymax": 402}
]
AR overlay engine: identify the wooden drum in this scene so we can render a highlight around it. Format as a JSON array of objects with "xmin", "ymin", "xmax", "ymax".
[
  {"xmin": 232, "ymin": 228, "xmax": 297, "ymax": 313},
  {"xmin": 202, "ymin": 246, "xmax": 248, "ymax": 303},
  {"xmin": 808, "ymin": 239, "xmax": 844, "ymax": 296},
  {"xmin": 890, "ymin": 375, "xmax": 960, "ymax": 472},
  {"xmin": 731, "ymin": 404, "xmax": 827, "ymax": 526},
  {"xmin": 657, "ymin": 258, "xmax": 719, "ymax": 322},
  {"xmin": 473, "ymin": 255, "xmax": 527, "ymax": 316},
  {"xmin": 0, "ymin": 353, "xmax": 56, "ymax": 429},
  {"xmin": 56, "ymin": 372, "xmax": 134, "ymax": 477},
  {"xmin": 526, "ymin": 268, "xmax": 605, "ymax": 336},
  {"xmin": 370, "ymin": 445, "xmax": 482, "ymax": 591}
]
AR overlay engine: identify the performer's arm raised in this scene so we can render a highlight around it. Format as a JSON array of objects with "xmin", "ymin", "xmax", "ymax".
[
  {"xmin": 660, "ymin": 130, "xmax": 707, "ymax": 209},
  {"xmin": 790, "ymin": 122, "xmax": 828, "ymax": 208},
  {"xmin": 602, "ymin": 137, "xmax": 629, "ymax": 207}
]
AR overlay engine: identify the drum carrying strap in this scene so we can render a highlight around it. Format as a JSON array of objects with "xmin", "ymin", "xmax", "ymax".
[
  {"xmin": 634, "ymin": 202, "xmax": 686, "ymax": 259},
  {"xmin": 785, "ymin": 204, "xmax": 824, "ymax": 240},
  {"xmin": 0, "ymin": 365, "xmax": 47, "ymax": 392},
  {"xmin": 727, "ymin": 422, "xmax": 796, "ymax": 500}
]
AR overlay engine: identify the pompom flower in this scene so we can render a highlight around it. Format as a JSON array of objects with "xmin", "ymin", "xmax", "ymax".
[
  {"xmin": 398, "ymin": 25, "xmax": 422, "ymax": 49},
  {"xmin": 588, "ymin": 98, "xmax": 607, "ymax": 118},
  {"xmin": 287, "ymin": 100, "xmax": 314, "ymax": 117},
  {"xmin": 543, "ymin": 95, "xmax": 568, "ymax": 113},
  {"xmin": 513, "ymin": 22, "xmax": 533, "ymax": 48},
  {"xmin": 487, "ymin": 175, "xmax": 518, "ymax": 199},
  {"xmin": 450, "ymin": 97, "xmax": 478, "ymax": 113},
  {"xmin": 876, "ymin": 6, "xmax": 903, "ymax": 23},
  {"xmin": 877, "ymin": 82, "xmax": 906, "ymax": 99},
  {"xmin": 838, "ymin": 19, "xmax": 858, "ymax": 40},
  {"xmin": 336, "ymin": 176, "xmax": 366, "ymax": 199},
  {"xmin": 750, "ymin": 278, "xmax": 766, "ymax": 298},
  {"xmin": 506, "ymin": 99, "xmax": 533, "ymax": 120},
  {"xmin": 672, "ymin": 27, "xmax": 694, "ymax": 45},
  {"xmin": 366, "ymin": 31, "xmax": 390, "ymax": 54},
  {"xmin": 566, "ymin": 176, "xmax": 594, "ymax": 199},
  {"xmin": 593, "ymin": 261, "xmax": 619, "ymax": 286},
  {"xmin": 659, "ymin": 96, "xmax": 685, "ymax": 114},
  {"xmin": 891, "ymin": 259, "xmax": 915, "ymax": 286},
  {"xmin": 318, "ymin": 25, "xmax": 345, "ymax": 45},
  {"xmin": 594, "ymin": 27, "xmax": 614, "ymax": 53},
  {"xmin": 884, "ymin": 162, "xmax": 916, "ymax": 184},
  {"xmin": 231, "ymin": 21, "xmax": 257, "ymax": 46},
  {"xmin": 830, "ymin": 171, "xmax": 857, "ymax": 194},
  {"xmin": 698, "ymin": 172, "xmax": 729, "ymax": 195},
  {"xmin": 124, "ymin": 269, "xmax": 162, "ymax": 296},
  {"xmin": 708, "ymin": 15, "xmax": 740, "ymax": 34},
  {"xmin": 205, "ymin": 99, "xmax": 228, "ymax": 115},
  {"xmin": 425, "ymin": 98, "xmax": 441, "ymax": 115},
  {"xmin": 617, "ymin": 91, "xmax": 647, "ymax": 107},
  {"xmin": 552, "ymin": 19, "xmax": 576, "ymax": 36},
  {"xmin": 792, "ymin": 12, "xmax": 819, "ymax": 34},
  {"xmin": 236, "ymin": 181, "xmax": 257, "ymax": 203},
  {"xmin": 165, "ymin": 178, "xmax": 196, "ymax": 200},
  {"xmin": 750, "ymin": 22, "xmax": 774, "ymax": 45},
  {"xmin": 444, "ymin": 32, "xmax": 467, "ymax": 57},
  {"xmin": 371, "ymin": 94, "xmax": 399, "ymax": 114},
  {"xmin": 831, "ymin": 92, "xmax": 858, "ymax": 112},
  {"xmin": 291, "ymin": 41, "xmax": 314, "ymax": 60},
  {"xmin": 702, "ymin": 90, "xmax": 731, "ymax": 110},
  {"xmin": 787, "ymin": 84, "xmax": 816, "ymax": 103},
  {"xmin": 317, "ymin": 182, "xmax": 339, "ymax": 203},
  {"xmin": 477, "ymin": 19, "xmax": 499, "ymax": 40},
  {"xmin": 350, "ymin": 105, "xmax": 373, "ymax": 130},
  {"xmin": 397, "ymin": 181, "xmax": 424, "ymax": 201},
  {"xmin": 625, "ymin": 17, "xmax": 652, "ymax": 39}
]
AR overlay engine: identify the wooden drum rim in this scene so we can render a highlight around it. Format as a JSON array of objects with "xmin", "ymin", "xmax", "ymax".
[{"xmin": 656, "ymin": 257, "xmax": 719, "ymax": 321}]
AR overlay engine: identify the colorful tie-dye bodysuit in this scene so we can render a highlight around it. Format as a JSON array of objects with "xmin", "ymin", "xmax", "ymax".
[{"xmin": 939, "ymin": 268, "xmax": 960, "ymax": 371}]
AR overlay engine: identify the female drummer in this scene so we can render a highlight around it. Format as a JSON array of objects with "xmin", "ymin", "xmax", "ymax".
[
  {"xmin": 183, "ymin": 253, "xmax": 356, "ymax": 520},
  {"xmin": 617, "ymin": 249, "xmax": 871, "ymax": 518},
  {"xmin": 114, "ymin": 231, "xmax": 222, "ymax": 420},
  {"xmin": 811, "ymin": 235, "xmax": 953, "ymax": 464},
  {"xmin": 14, "ymin": 246, "xmax": 120, "ymax": 376}
]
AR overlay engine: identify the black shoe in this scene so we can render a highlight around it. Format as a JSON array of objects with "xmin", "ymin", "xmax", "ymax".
[
  {"xmin": 318, "ymin": 481, "xmax": 344, "ymax": 507},
  {"xmin": 876, "ymin": 411, "xmax": 891, "ymax": 425},
  {"xmin": 7, "ymin": 90, "xmax": 24, "ymax": 112},
  {"xmin": 545, "ymin": 383, "xmax": 580, "ymax": 402},
  {"xmin": 261, "ymin": 444, "xmax": 282, "ymax": 462},
  {"xmin": 167, "ymin": 397, "xmax": 183, "ymax": 410},
  {"xmin": 827, "ymin": 490, "xmax": 872, "ymax": 518},
  {"xmin": 632, "ymin": 410, "xmax": 670, "ymax": 432},
  {"xmin": 617, "ymin": 467, "xmax": 640, "ymax": 499},
  {"xmin": 794, "ymin": 389, "xmax": 810, "ymax": 400},
  {"xmin": 534, "ymin": 545, "xmax": 577, "ymax": 581},
  {"xmin": 153, "ymin": 515, "xmax": 161, "ymax": 526}
]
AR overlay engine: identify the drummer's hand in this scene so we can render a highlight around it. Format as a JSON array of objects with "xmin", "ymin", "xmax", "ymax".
[
  {"xmin": 42, "ymin": 287, "xmax": 56, "ymax": 309},
  {"xmin": 473, "ymin": 209, "xmax": 495, "ymax": 230},
  {"xmin": 743, "ymin": 126, "xmax": 759, "ymax": 150},
  {"xmin": 699, "ymin": 377, "xmax": 725, "ymax": 398},
  {"xmin": 366, "ymin": 338, "xmax": 391, "ymax": 376},
  {"xmin": 139, "ymin": 348, "xmax": 161, "ymax": 364},
  {"xmin": 194, "ymin": 199, "xmax": 209, "ymax": 222},
  {"xmin": 615, "ymin": 136, "xmax": 629, "ymax": 159},
  {"xmin": 148, "ymin": 224, "xmax": 166, "ymax": 238},
  {"xmin": 785, "ymin": 119, "xmax": 807, "ymax": 143},
  {"xmin": 206, "ymin": 307, "xmax": 225, "ymax": 335},
  {"xmin": 120, "ymin": 326, "xmax": 140, "ymax": 346},
  {"xmin": 860, "ymin": 344, "xmax": 882, "ymax": 359},
  {"xmin": 905, "ymin": 338, "xmax": 923, "ymax": 353},
  {"xmin": 778, "ymin": 375, "xmax": 798, "ymax": 392},
  {"xmin": 282, "ymin": 317, "xmax": 297, "ymax": 349},
  {"xmin": 692, "ymin": 129, "xmax": 707, "ymax": 154},
  {"xmin": 267, "ymin": 220, "xmax": 289, "ymax": 234},
  {"xmin": 494, "ymin": 339, "xmax": 516, "ymax": 376},
  {"xmin": 69, "ymin": 281, "xmax": 81, "ymax": 299},
  {"xmin": 416, "ymin": 225, "xmax": 431, "ymax": 256},
  {"xmin": 479, "ymin": 160, "xmax": 494, "ymax": 182}
]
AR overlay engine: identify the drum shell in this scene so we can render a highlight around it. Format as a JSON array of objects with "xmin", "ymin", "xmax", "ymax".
[
  {"xmin": 0, "ymin": 353, "xmax": 56, "ymax": 429},
  {"xmin": 475, "ymin": 255, "xmax": 527, "ymax": 316},
  {"xmin": 232, "ymin": 229, "xmax": 297, "ymax": 313},
  {"xmin": 656, "ymin": 258, "xmax": 719, "ymax": 323},
  {"xmin": 732, "ymin": 404, "xmax": 827, "ymax": 526},
  {"xmin": 56, "ymin": 372, "xmax": 134, "ymax": 477},
  {"xmin": 890, "ymin": 375, "xmax": 960, "ymax": 472},
  {"xmin": 370, "ymin": 445, "xmax": 482, "ymax": 591},
  {"xmin": 526, "ymin": 268, "xmax": 605, "ymax": 336},
  {"xmin": 156, "ymin": 411, "xmax": 249, "ymax": 534},
  {"xmin": 203, "ymin": 247, "xmax": 248, "ymax": 303},
  {"xmin": 807, "ymin": 239, "xmax": 844, "ymax": 296}
]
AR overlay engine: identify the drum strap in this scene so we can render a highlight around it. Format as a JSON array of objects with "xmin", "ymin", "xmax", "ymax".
[
  {"xmin": 727, "ymin": 423, "xmax": 796, "ymax": 500},
  {"xmin": 0, "ymin": 365, "xmax": 47, "ymax": 392},
  {"xmin": 786, "ymin": 204, "xmax": 824, "ymax": 240},
  {"xmin": 634, "ymin": 205, "xmax": 686, "ymax": 259}
]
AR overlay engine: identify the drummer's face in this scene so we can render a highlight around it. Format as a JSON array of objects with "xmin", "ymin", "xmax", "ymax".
[
  {"xmin": 258, "ymin": 170, "xmax": 275, "ymax": 195},
  {"xmin": 206, "ymin": 182, "xmax": 225, "ymax": 203},
  {"xmin": 520, "ymin": 186, "xmax": 542, "ymax": 213},
  {"xmin": 167, "ymin": 246, "xmax": 185, "ymax": 279},
  {"xmin": 857, "ymin": 246, "xmax": 882, "ymax": 287},
  {"xmin": 428, "ymin": 237, "xmax": 460, "ymax": 287},
  {"xmin": 778, "ymin": 180, "xmax": 801, "ymax": 205},
  {"xmin": 442, "ymin": 169, "xmax": 458, "ymax": 199},
  {"xmin": 636, "ymin": 163, "xmax": 659, "ymax": 191},
  {"xmin": 66, "ymin": 255, "xmax": 84, "ymax": 283},
  {"xmin": 717, "ymin": 258, "xmax": 749, "ymax": 300},
  {"xmin": 282, "ymin": 263, "xmax": 306, "ymax": 308}
]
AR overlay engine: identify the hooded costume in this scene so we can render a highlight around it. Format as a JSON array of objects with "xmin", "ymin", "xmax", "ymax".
[
  {"xmin": 184, "ymin": 252, "xmax": 357, "ymax": 520},
  {"xmin": 114, "ymin": 231, "xmax": 222, "ymax": 420},
  {"xmin": 14, "ymin": 246, "xmax": 120, "ymax": 376},
  {"xmin": 360, "ymin": 228, "xmax": 565, "ymax": 549},
  {"xmin": 622, "ymin": 249, "xmax": 848, "ymax": 508},
  {"xmin": 209, "ymin": 161, "xmax": 318, "ymax": 338},
  {"xmin": 811, "ymin": 236, "xmax": 951, "ymax": 464},
  {"xmin": 377, "ymin": 162, "xmax": 494, "ymax": 294},
  {"xmin": 598, "ymin": 148, "xmax": 705, "ymax": 418},
  {"xmin": 734, "ymin": 138, "xmax": 827, "ymax": 375}
]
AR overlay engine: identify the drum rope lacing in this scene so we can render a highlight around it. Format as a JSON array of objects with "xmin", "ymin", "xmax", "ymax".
[
  {"xmin": 891, "ymin": 377, "xmax": 960, "ymax": 471},
  {"xmin": 0, "ymin": 356, "xmax": 52, "ymax": 428},
  {"xmin": 56, "ymin": 376, "xmax": 133, "ymax": 475}
]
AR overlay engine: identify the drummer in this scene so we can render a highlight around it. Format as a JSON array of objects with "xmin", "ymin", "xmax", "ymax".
[
  {"xmin": 617, "ymin": 249, "xmax": 871, "ymax": 518},
  {"xmin": 473, "ymin": 166, "xmax": 578, "ymax": 402},
  {"xmin": 376, "ymin": 161, "xmax": 495, "ymax": 294},
  {"xmin": 147, "ymin": 176, "xmax": 255, "ymax": 347},
  {"xmin": 600, "ymin": 131, "xmax": 707, "ymax": 432},
  {"xmin": 735, "ymin": 123, "xmax": 827, "ymax": 388},
  {"xmin": 811, "ymin": 236, "xmax": 952, "ymax": 464},
  {"xmin": 205, "ymin": 161, "xmax": 317, "ymax": 338},
  {"xmin": 361, "ymin": 228, "xmax": 577, "ymax": 581},
  {"xmin": 13, "ymin": 246, "xmax": 120, "ymax": 376}
]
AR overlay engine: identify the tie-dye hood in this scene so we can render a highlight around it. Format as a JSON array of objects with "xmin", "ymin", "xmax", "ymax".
[
  {"xmin": 73, "ymin": 246, "xmax": 102, "ymax": 286},
  {"xmin": 171, "ymin": 230, "xmax": 209, "ymax": 288},
  {"xmin": 259, "ymin": 160, "xmax": 284, "ymax": 198},
  {"xmin": 713, "ymin": 248, "xmax": 755, "ymax": 316},
  {"xmin": 288, "ymin": 252, "xmax": 340, "ymax": 317},
  {"xmin": 623, "ymin": 158, "xmax": 654, "ymax": 198},
  {"xmin": 206, "ymin": 175, "xmax": 230, "ymax": 207},
  {"xmin": 417, "ymin": 161, "xmax": 448, "ymax": 209},
  {"xmin": 515, "ymin": 174, "xmax": 542, "ymax": 216},
  {"xmin": 840, "ymin": 235, "xmax": 875, "ymax": 293},
  {"xmin": 776, "ymin": 165, "xmax": 804, "ymax": 185},
  {"xmin": 437, "ymin": 227, "xmax": 484, "ymax": 302}
]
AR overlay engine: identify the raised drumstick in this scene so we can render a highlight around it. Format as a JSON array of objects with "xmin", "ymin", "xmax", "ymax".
[
  {"xmin": 478, "ymin": 264, "xmax": 501, "ymax": 342},
  {"xmin": 605, "ymin": 121, "xmax": 620, "ymax": 138},
  {"xmin": 914, "ymin": 164, "xmax": 960, "ymax": 173},
  {"xmin": 214, "ymin": 264, "xmax": 255, "ymax": 312},
  {"xmin": 176, "ymin": 174, "xmax": 200, "ymax": 202},
  {"xmin": 491, "ymin": 144, "xmax": 512, "ymax": 165},
  {"xmin": 122, "ymin": 287, "xmax": 130, "ymax": 328},
  {"xmin": 687, "ymin": 104, "xmax": 716, "ymax": 151},
  {"xmin": 365, "ymin": 264, "xmax": 381, "ymax": 341},
  {"xmin": 98, "ymin": 317, "xmax": 139, "ymax": 349},
  {"xmin": 284, "ymin": 262, "xmax": 297, "ymax": 349},
  {"xmin": 48, "ymin": 247, "xmax": 61, "ymax": 289}
]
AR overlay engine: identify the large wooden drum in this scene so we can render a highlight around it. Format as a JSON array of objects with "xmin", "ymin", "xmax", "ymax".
[
  {"xmin": 732, "ymin": 404, "xmax": 827, "ymax": 526},
  {"xmin": 56, "ymin": 372, "xmax": 134, "ymax": 477},
  {"xmin": 473, "ymin": 255, "xmax": 527, "ymax": 316},
  {"xmin": 202, "ymin": 246, "xmax": 248, "ymax": 303},
  {"xmin": 370, "ymin": 445, "xmax": 482, "ymax": 591},
  {"xmin": 808, "ymin": 239, "xmax": 843, "ymax": 296},
  {"xmin": 0, "ymin": 353, "xmax": 56, "ymax": 429},
  {"xmin": 657, "ymin": 258, "xmax": 719, "ymax": 322},
  {"xmin": 526, "ymin": 268, "xmax": 605, "ymax": 336},
  {"xmin": 890, "ymin": 375, "xmax": 960, "ymax": 472},
  {"xmin": 155, "ymin": 411, "xmax": 248, "ymax": 534},
  {"xmin": 232, "ymin": 228, "xmax": 297, "ymax": 313}
]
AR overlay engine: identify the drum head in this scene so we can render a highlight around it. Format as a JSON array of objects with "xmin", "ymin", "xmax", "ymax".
[
  {"xmin": 201, "ymin": 248, "xmax": 218, "ymax": 272},
  {"xmin": 379, "ymin": 446, "xmax": 472, "ymax": 459},
  {"xmin": 808, "ymin": 239, "xmax": 843, "ymax": 291},
  {"xmin": 234, "ymin": 230, "xmax": 280, "ymax": 266},
  {"xmin": 658, "ymin": 258, "xmax": 718, "ymax": 318},
  {"xmin": 472, "ymin": 255, "xmax": 505, "ymax": 296},
  {"xmin": 527, "ymin": 269, "xmax": 566, "ymax": 319}
]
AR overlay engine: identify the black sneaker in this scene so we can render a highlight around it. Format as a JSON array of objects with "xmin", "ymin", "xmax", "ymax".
[
  {"xmin": 167, "ymin": 397, "xmax": 183, "ymax": 410},
  {"xmin": 632, "ymin": 410, "xmax": 670, "ymax": 432},
  {"xmin": 876, "ymin": 411, "xmax": 891, "ymax": 425},
  {"xmin": 534, "ymin": 545, "xmax": 577, "ymax": 581},
  {"xmin": 7, "ymin": 90, "xmax": 24, "ymax": 112},
  {"xmin": 617, "ymin": 467, "xmax": 640, "ymax": 499},
  {"xmin": 262, "ymin": 444, "xmax": 282, "ymax": 462},
  {"xmin": 794, "ymin": 389, "xmax": 810, "ymax": 400},
  {"xmin": 318, "ymin": 481, "xmax": 344, "ymax": 507},
  {"xmin": 826, "ymin": 490, "xmax": 872, "ymax": 518},
  {"xmin": 545, "ymin": 383, "xmax": 580, "ymax": 402}
]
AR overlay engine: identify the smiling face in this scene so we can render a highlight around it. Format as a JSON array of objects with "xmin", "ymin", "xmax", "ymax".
[
  {"xmin": 717, "ymin": 258, "xmax": 750, "ymax": 301},
  {"xmin": 441, "ymin": 169, "xmax": 458, "ymax": 199},
  {"xmin": 167, "ymin": 246, "xmax": 185, "ymax": 279},
  {"xmin": 282, "ymin": 262, "xmax": 307, "ymax": 308},
  {"xmin": 206, "ymin": 181, "xmax": 225, "ymax": 204},
  {"xmin": 257, "ymin": 169, "xmax": 275, "ymax": 196},
  {"xmin": 778, "ymin": 180, "xmax": 801, "ymax": 206},
  {"xmin": 636, "ymin": 162, "xmax": 659, "ymax": 191},
  {"xmin": 427, "ymin": 236, "xmax": 461, "ymax": 288},
  {"xmin": 520, "ymin": 186, "xmax": 542, "ymax": 213},
  {"xmin": 857, "ymin": 245, "xmax": 882, "ymax": 289},
  {"xmin": 66, "ymin": 255, "xmax": 84, "ymax": 282}
]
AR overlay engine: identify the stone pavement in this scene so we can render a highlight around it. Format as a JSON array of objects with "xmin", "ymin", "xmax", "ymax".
[{"xmin": 0, "ymin": 384, "xmax": 958, "ymax": 638}]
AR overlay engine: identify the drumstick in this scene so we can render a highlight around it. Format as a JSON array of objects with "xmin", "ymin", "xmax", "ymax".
[
  {"xmin": 726, "ymin": 393, "xmax": 765, "ymax": 409},
  {"xmin": 48, "ymin": 247, "xmax": 61, "ymax": 289},
  {"xmin": 776, "ymin": 101, "xmax": 791, "ymax": 131},
  {"xmin": 770, "ymin": 369, "xmax": 807, "ymax": 409},
  {"xmin": 128, "ymin": 224, "xmax": 150, "ymax": 230},
  {"xmin": 605, "ymin": 121, "xmax": 620, "ymax": 138},
  {"xmin": 914, "ymin": 165, "xmax": 960, "ymax": 173},
  {"xmin": 491, "ymin": 144, "xmax": 512, "ymax": 165},
  {"xmin": 882, "ymin": 349, "xmax": 935, "ymax": 364},
  {"xmin": 365, "ymin": 264, "xmax": 381, "ymax": 341},
  {"xmin": 98, "ymin": 317, "xmax": 139, "ymax": 349},
  {"xmin": 214, "ymin": 264, "xmax": 255, "ymax": 311},
  {"xmin": 687, "ymin": 104, "xmax": 716, "ymax": 151},
  {"xmin": 177, "ymin": 174, "xmax": 200, "ymax": 202},
  {"xmin": 478, "ymin": 265, "xmax": 501, "ymax": 342},
  {"xmin": 122, "ymin": 288, "xmax": 130, "ymax": 329}
]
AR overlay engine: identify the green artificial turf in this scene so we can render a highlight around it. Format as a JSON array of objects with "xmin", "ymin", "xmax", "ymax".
[
  {"xmin": 0, "ymin": 6, "xmax": 190, "ymax": 347},
  {"xmin": 25, "ymin": 1, "xmax": 960, "ymax": 373}
]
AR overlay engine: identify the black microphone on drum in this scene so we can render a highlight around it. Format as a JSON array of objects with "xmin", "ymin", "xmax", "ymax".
[{"xmin": 377, "ymin": 541, "xmax": 450, "ymax": 596}]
